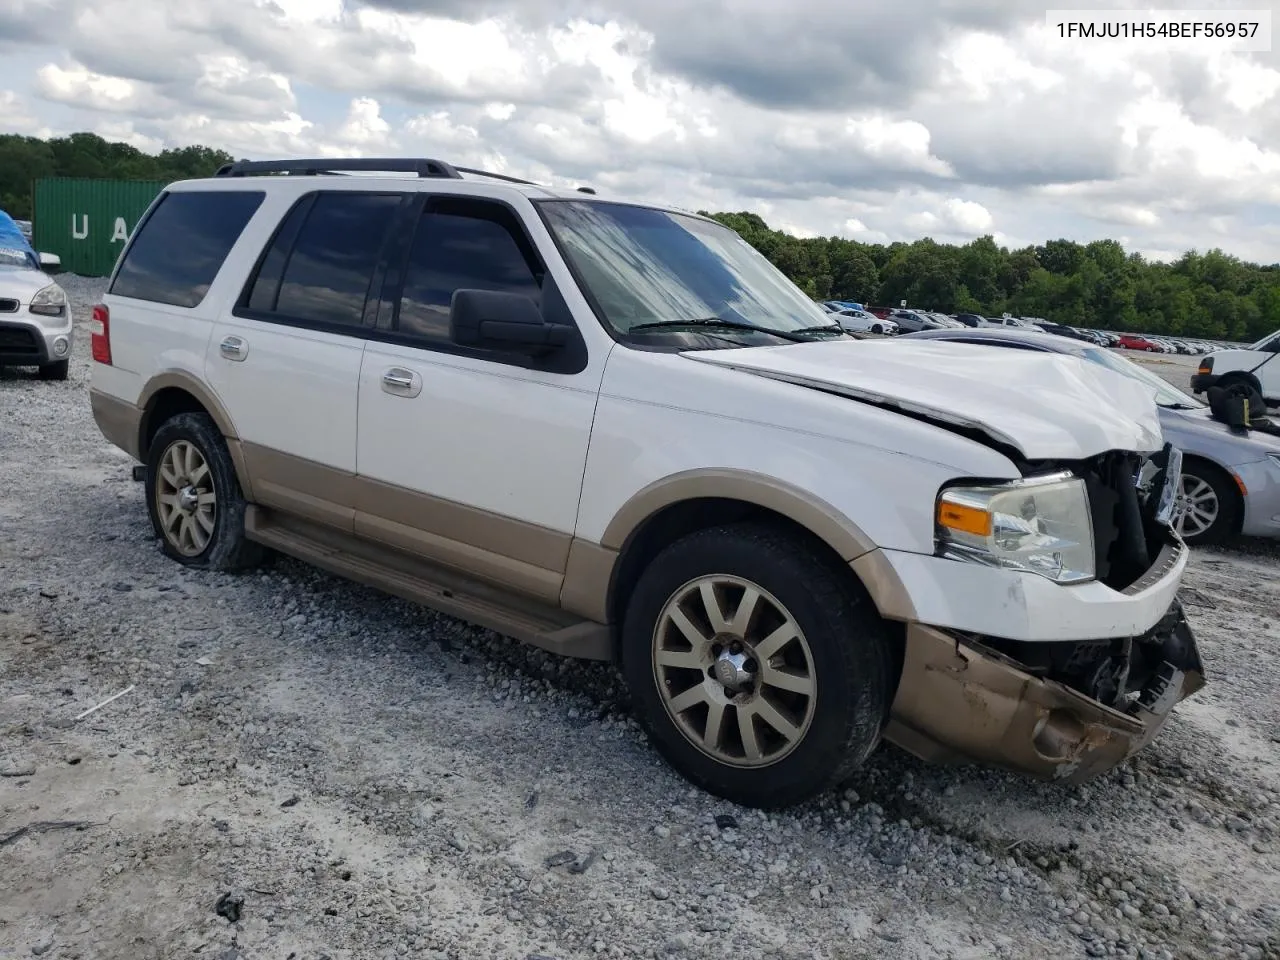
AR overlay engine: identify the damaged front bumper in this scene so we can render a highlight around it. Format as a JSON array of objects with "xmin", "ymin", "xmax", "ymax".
[{"xmin": 883, "ymin": 603, "xmax": 1205, "ymax": 784}]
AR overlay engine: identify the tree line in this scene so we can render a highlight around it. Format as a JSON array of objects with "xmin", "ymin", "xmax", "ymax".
[
  {"xmin": 707, "ymin": 212, "xmax": 1278, "ymax": 342},
  {"xmin": 0, "ymin": 133, "xmax": 1274, "ymax": 341},
  {"xmin": 0, "ymin": 132, "xmax": 233, "ymax": 221}
]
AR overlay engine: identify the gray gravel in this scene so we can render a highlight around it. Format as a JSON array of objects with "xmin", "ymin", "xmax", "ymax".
[{"xmin": 2, "ymin": 277, "xmax": 1279, "ymax": 960}]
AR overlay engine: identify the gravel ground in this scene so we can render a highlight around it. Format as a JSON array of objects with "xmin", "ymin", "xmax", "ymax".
[{"xmin": 2, "ymin": 277, "xmax": 1279, "ymax": 960}]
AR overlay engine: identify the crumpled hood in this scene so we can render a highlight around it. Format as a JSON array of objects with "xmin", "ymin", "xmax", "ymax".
[{"xmin": 687, "ymin": 338, "xmax": 1165, "ymax": 460}]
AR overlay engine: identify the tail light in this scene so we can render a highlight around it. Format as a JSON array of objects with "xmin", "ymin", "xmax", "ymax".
[
  {"xmin": 1197, "ymin": 357, "xmax": 1213, "ymax": 375},
  {"xmin": 90, "ymin": 303, "xmax": 112, "ymax": 365}
]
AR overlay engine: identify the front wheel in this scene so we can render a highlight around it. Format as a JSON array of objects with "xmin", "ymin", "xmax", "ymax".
[
  {"xmin": 871, "ymin": 324, "xmax": 884, "ymax": 334},
  {"xmin": 620, "ymin": 523, "xmax": 896, "ymax": 809}
]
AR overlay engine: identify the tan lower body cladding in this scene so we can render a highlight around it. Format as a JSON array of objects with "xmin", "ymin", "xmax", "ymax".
[{"xmin": 236, "ymin": 442, "xmax": 618, "ymax": 660}]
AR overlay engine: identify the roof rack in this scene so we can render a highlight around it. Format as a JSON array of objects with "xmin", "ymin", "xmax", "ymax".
[
  {"xmin": 212, "ymin": 157, "xmax": 597, "ymax": 194},
  {"xmin": 214, "ymin": 158, "xmax": 463, "ymax": 178},
  {"xmin": 452, "ymin": 165, "xmax": 540, "ymax": 186}
]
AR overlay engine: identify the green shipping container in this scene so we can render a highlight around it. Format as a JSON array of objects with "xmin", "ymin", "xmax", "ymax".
[{"xmin": 33, "ymin": 178, "xmax": 168, "ymax": 277}]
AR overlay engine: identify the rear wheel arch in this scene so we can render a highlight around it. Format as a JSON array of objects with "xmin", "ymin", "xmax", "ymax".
[{"xmin": 137, "ymin": 374, "xmax": 252, "ymax": 498}]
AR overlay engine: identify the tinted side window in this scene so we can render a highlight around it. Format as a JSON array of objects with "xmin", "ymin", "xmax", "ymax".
[
  {"xmin": 271, "ymin": 193, "xmax": 402, "ymax": 329},
  {"xmin": 110, "ymin": 191, "xmax": 264, "ymax": 308},
  {"xmin": 396, "ymin": 204, "xmax": 542, "ymax": 343}
]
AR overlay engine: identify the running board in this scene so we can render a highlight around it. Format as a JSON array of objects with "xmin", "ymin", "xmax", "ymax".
[{"xmin": 244, "ymin": 506, "xmax": 611, "ymax": 661}]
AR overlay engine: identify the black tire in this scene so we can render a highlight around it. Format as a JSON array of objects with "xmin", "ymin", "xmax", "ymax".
[
  {"xmin": 620, "ymin": 522, "xmax": 896, "ymax": 809},
  {"xmin": 871, "ymin": 324, "xmax": 883, "ymax": 334},
  {"xmin": 38, "ymin": 359, "xmax": 69, "ymax": 381},
  {"xmin": 145, "ymin": 412, "xmax": 265, "ymax": 571},
  {"xmin": 1175, "ymin": 459, "xmax": 1241, "ymax": 548}
]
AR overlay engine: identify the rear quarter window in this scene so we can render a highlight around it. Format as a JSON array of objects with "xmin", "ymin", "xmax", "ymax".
[{"xmin": 110, "ymin": 190, "xmax": 265, "ymax": 308}]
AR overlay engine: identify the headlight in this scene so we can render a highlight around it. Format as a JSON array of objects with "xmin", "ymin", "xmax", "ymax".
[
  {"xmin": 935, "ymin": 471, "xmax": 1095, "ymax": 583},
  {"xmin": 29, "ymin": 283, "xmax": 67, "ymax": 321}
]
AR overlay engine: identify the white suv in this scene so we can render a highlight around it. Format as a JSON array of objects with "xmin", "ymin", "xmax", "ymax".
[{"xmin": 89, "ymin": 157, "xmax": 1204, "ymax": 808}]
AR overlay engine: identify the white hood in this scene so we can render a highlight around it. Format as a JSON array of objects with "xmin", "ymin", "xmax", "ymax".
[
  {"xmin": 0, "ymin": 265, "xmax": 54, "ymax": 303},
  {"xmin": 687, "ymin": 339, "xmax": 1165, "ymax": 460}
]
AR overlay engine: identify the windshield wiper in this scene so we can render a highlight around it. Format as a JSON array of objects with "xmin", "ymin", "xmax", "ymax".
[{"xmin": 627, "ymin": 317, "xmax": 834, "ymax": 343}]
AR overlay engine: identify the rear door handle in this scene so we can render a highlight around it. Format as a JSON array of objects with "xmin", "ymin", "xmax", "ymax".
[
  {"xmin": 219, "ymin": 336, "xmax": 248, "ymax": 361},
  {"xmin": 381, "ymin": 367, "xmax": 422, "ymax": 398}
]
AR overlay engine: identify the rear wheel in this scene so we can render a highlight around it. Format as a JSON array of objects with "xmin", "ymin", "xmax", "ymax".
[
  {"xmin": 145, "ymin": 412, "xmax": 265, "ymax": 571},
  {"xmin": 38, "ymin": 359, "xmax": 69, "ymax": 381},
  {"xmin": 1174, "ymin": 461, "xmax": 1241, "ymax": 547},
  {"xmin": 620, "ymin": 522, "xmax": 896, "ymax": 809}
]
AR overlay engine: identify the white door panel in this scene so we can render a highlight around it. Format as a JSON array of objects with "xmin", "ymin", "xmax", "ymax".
[
  {"xmin": 357, "ymin": 343, "xmax": 596, "ymax": 532},
  {"xmin": 205, "ymin": 316, "xmax": 364, "ymax": 471}
]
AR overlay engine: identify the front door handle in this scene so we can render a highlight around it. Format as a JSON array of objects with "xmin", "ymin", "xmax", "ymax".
[
  {"xmin": 381, "ymin": 367, "xmax": 422, "ymax": 398},
  {"xmin": 219, "ymin": 336, "xmax": 248, "ymax": 361}
]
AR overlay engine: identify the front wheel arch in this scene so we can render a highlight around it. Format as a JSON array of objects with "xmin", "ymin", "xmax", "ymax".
[{"xmin": 1215, "ymin": 371, "xmax": 1264, "ymax": 396}]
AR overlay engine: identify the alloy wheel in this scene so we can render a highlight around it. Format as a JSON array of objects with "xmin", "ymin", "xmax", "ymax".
[
  {"xmin": 155, "ymin": 439, "xmax": 217, "ymax": 556},
  {"xmin": 651, "ymin": 575, "xmax": 817, "ymax": 768},
  {"xmin": 1174, "ymin": 474, "xmax": 1219, "ymax": 540}
]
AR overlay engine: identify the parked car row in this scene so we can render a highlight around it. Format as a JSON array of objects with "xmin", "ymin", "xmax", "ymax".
[
  {"xmin": 817, "ymin": 301, "xmax": 1227, "ymax": 356},
  {"xmin": 1115, "ymin": 334, "xmax": 1216, "ymax": 354}
]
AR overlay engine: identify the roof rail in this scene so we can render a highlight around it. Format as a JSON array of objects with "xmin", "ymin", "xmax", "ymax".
[
  {"xmin": 214, "ymin": 158, "xmax": 463, "ymax": 179},
  {"xmin": 452, "ymin": 165, "xmax": 541, "ymax": 186}
]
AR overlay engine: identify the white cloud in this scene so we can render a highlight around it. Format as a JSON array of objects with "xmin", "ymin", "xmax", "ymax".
[
  {"xmin": 942, "ymin": 198, "xmax": 994, "ymax": 233},
  {"xmin": 0, "ymin": 90, "xmax": 51, "ymax": 137},
  {"xmin": 329, "ymin": 97, "xmax": 393, "ymax": 153}
]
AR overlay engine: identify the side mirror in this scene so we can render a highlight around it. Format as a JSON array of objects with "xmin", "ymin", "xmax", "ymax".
[
  {"xmin": 449, "ymin": 289, "xmax": 573, "ymax": 356},
  {"xmin": 38, "ymin": 252, "xmax": 61, "ymax": 274}
]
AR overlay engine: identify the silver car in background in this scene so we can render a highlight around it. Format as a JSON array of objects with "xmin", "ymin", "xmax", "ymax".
[{"xmin": 901, "ymin": 327, "xmax": 1280, "ymax": 546}]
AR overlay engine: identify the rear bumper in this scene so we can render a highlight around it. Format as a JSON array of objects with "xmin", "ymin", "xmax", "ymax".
[
  {"xmin": 90, "ymin": 388, "xmax": 144, "ymax": 460},
  {"xmin": 884, "ymin": 606, "xmax": 1205, "ymax": 784}
]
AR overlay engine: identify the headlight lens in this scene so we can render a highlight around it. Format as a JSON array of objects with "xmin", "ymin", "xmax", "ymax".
[
  {"xmin": 29, "ymin": 283, "xmax": 67, "ymax": 320},
  {"xmin": 936, "ymin": 471, "xmax": 1095, "ymax": 583}
]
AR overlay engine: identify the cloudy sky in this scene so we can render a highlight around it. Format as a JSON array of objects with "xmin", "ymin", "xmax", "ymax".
[{"xmin": 1, "ymin": 0, "xmax": 1278, "ymax": 262}]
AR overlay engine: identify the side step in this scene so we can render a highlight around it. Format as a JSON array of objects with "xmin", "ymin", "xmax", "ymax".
[{"xmin": 244, "ymin": 506, "xmax": 612, "ymax": 661}]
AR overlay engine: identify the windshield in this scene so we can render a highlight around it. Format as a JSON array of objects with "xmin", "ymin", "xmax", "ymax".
[
  {"xmin": 0, "ymin": 245, "xmax": 36, "ymax": 269},
  {"xmin": 1249, "ymin": 330, "xmax": 1280, "ymax": 350},
  {"xmin": 535, "ymin": 200, "xmax": 836, "ymax": 336},
  {"xmin": 1081, "ymin": 347, "xmax": 1203, "ymax": 409}
]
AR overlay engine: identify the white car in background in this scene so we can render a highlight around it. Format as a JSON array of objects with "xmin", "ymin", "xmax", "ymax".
[
  {"xmin": 0, "ymin": 217, "xmax": 73, "ymax": 381},
  {"xmin": 833, "ymin": 308, "xmax": 898, "ymax": 335}
]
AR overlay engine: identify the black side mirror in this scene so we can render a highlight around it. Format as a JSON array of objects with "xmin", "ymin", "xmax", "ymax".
[{"xmin": 449, "ymin": 289, "xmax": 573, "ymax": 356}]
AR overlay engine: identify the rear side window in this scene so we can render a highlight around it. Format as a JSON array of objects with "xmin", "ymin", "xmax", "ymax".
[
  {"xmin": 243, "ymin": 192, "xmax": 402, "ymax": 330},
  {"xmin": 110, "ymin": 191, "xmax": 264, "ymax": 308}
]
